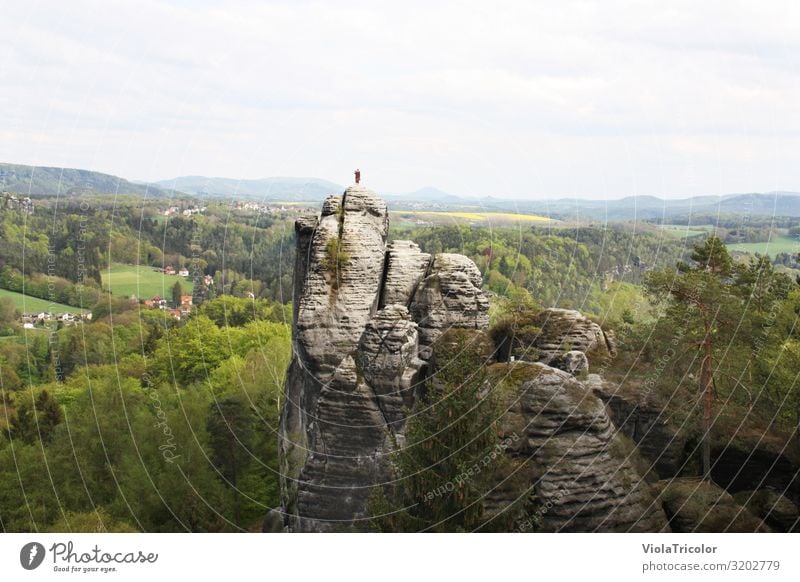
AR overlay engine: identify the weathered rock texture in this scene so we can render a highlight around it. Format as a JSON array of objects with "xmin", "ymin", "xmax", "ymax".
[
  {"xmin": 280, "ymin": 185, "xmax": 487, "ymax": 532},
  {"xmin": 494, "ymin": 307, "xmax": 616, "ymax": 376},
  {"xmin": 279, "ymin": 186, "xmax": 666, "ymax": 532},
  {"xmin": 410, "ymin": 253, "xmax": 490, "ymax": 352},
  {"xmin": 734, "ymin": 489, "xmax": 799, "ymax": 532},
  {"xmin": 532, "ymin": 308, "xmax": 616, "ymax": 365},
  {"xmin": 657, "ymin": 478, "xmax": 768, "ymax": 532},
  {"xmin": 379, "ymin": 240, "xmax": 430, "ymax": 307},
  {"xmin": 590, "ymin": 375, "xmax": 689, "ymax": 479},
  {"xmin": 485, "ymin": 362, "xmax": 668, "ymax": 532}
]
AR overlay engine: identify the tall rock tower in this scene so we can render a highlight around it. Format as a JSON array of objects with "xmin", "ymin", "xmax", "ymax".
[{"xmin": 279, "ymin": 184, "xmax": 489, "ymax": 531}]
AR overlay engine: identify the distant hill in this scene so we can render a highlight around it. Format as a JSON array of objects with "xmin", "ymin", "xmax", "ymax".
[
  {"xmin": 384, "ymin": 186, "xmax": 465, "ymax": 205},
  {"xmin": 0, "ymin": 162, "xmax": 178, "ymax": 198},
  {"xmin": 5, "ymin": 162, "xmax": 800, "ymax": 220},
  {"xmin": 717, "ymin": 192, "xmax": 800, "ymax": 216},
  {"xmin": 153, "ymin": 176, "xmax": 343, "ymax": 201},
  {"xmin": 479, "ymin": 192, "xmax": 800, "ymax": 220}
]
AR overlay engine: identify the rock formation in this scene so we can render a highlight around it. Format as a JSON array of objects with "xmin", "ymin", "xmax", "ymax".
[
  {"xmin": 493, "ymin": 307, "xmax": 615, "ymax": 376},
  {"xmin": 590, "ymin": 375, "xmax": 689, "ymax": 479},
  {"xmin": 409, "ymin": 253, "xmax": 489, "ymax": 351},
  {"xmin": 485, "ymin": 362, "xmax": 668, "ymax": 532},
  {"xmin": 278, "ymin": 184, "xmax": 668, "ymax": 532},
  {"xmin": 532, "ymin": 308, "xmax": 616, "ymax": 366},
  {"xmin": 280, "ymin": 184, "xmax": 488, "ymax": 532},
  {"xmin": 657, "ymin": 478, "xmax": 768, "ymax": 532},
  {"xmin": 734, "ymin": 489, "xmax": 799, "ymax": 532}
]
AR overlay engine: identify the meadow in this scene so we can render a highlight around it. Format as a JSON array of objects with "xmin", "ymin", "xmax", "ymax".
[
  {"xmin": 727, "ymin": 235, "xmax": 799, "ymax": 256},
  {"xmin": 391, "ymin": 210, "xmax": 552, "ymax": 226},
  {"xmin": 657, "ymin": 224, "xmax": 714, "ymax": 239},
  {"xmin": 101, "ymin": 264, "xmax": 195, "ymax": 300},
  {"xmin": 0, "ymin": 288, "xmax": 85, "ymax": 314}
]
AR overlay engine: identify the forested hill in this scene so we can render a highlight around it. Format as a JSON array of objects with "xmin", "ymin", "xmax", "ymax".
[
  {"xmin": 154, "ymin": 176, "xmax": 342, "ymax": 201},
  {"xmin": 479, "ymin": 192, "xmax": 800, "ymax": 221},
  {"xmin": 0, "ymin": 162, "xmax": 178, "ymax": 198},
  {"xmin": 6, "ymin": 162, "xmax": 800, "ymax": 220}
]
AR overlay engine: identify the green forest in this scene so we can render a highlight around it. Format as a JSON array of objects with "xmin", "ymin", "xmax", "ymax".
[{"xmin": 1, "ymin": 193, "xmax": 799, "ymax": 532}]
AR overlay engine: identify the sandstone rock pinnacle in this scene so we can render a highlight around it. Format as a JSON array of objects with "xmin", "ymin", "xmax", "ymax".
[{"xmin": 279, "ymin": 184, "xmax": 489, "ymax": 531}]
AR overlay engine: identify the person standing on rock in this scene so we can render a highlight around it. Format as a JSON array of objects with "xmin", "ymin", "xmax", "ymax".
[{"xmin": 354, "ymin": 168, "xmax": 361, "ymax": 184}]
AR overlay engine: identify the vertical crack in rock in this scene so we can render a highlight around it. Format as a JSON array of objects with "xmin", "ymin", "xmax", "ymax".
[{"xmin": 379, "ymin": 240, "xmax": 431, "ymax": 308}]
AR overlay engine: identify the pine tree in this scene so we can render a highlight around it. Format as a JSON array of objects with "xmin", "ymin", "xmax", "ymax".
[
  {"xmin": 645, "ymin": 236, "xmax": 737, "ymax": 478},
  {"xmin": 171, "ymin": 280, "xmax": 183, "ymax": 308},
  {"xmin": 207, "ymin": 394, "xmax": 255, "ymax": 527},
  {"xmin": 370, "ymin": 329, "xmax": 502, "ymax": 532}
]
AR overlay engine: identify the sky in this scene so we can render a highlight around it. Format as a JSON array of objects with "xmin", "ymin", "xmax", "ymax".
[{"xmin": 2, "ymin": 0, "xmax": 800, "ymax": 200}]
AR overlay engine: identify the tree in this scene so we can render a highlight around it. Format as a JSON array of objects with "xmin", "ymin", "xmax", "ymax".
[
  {"xmin": 733, "ymin": 254, "xmax": 793, "ymax": 313},
  {"xmin": 172, "ymin": 281, "xmax": 183, "ymax": 308},
  {"xmin": 9, "ymin": 389, "xmax": 62, "ymax": 444},
  {"xmin": 0, "ymin": 297, "xmax": 17, "ymax": 335},
  {"xmin": 644, "ymin": 236, "xmax": 742, "ymax": 478},
  {"xmin": 89, "ymin": 296, "xmax": 135, "ymax": 322},
  {"xmin": 207, "ymin": 394, "xmax": 255, "ymax": 527},
  {"xmin": 682, "ymin": 233, "xmax": 732, "ymax": 277},
  {"xmin": 0, "ymin": 363, "xmax": 22, "ymax": 392},
  {"xmin": 370, "ymin": 329, "xmax": 502, "ymax": 532},
  {"xmin": 153, "ymin": 315, "xmax": 227, "ymax": 385}
]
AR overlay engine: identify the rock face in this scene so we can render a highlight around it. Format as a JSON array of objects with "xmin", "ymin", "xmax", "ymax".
[
  {"xmin": 379, "ymin": 240, "xmax": 430, "ymax": 307},
  {"xmin": 279, "ymin": 185, "xmax": 666, "ymax": 532},
  {"xmin": 486, "ymin": 362, "xmax": 669, "ymax": 532},
  {"xmin": 559, "ymin": 350, "xmax": 589, "ymax": 376},
  {"xmin": 590, "ymin": 376, "xmax": 689, "ymax": 479},
  {"xmin": 532, "ymin": 308, "xmax": 616, "ymax": 365},
  {"xmin": 279, "ymin": 185, "xmax": 488, "ymax": 532},
  {"xmin": 356, "ymin": 305, "xmax": 426, "ymax": 434},
  {"xmin": 734, "ymin": 489, "xmax": 799, "ymax": 532},
  {"xmin": 410, "ymin": 253, "xmax": 490, "ymax": 352},
  {"xmin": 657, "ymin": 478, "xmax": 767, "ymax": 532},
  {"xmin": 711, "ymin": 442, "xmax": 800, "ymax": 506}
]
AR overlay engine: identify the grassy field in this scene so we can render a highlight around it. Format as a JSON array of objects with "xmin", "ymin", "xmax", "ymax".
[
  {"xmin": 392, "ymin": 210, "xmax": 552, "ymax": 225},
  {"xmin": 102, "ymin": 264, "xmax": 195, "ymax": 299},
  {"xmin": 0, "ymin": 288, "xmax": 85, "ymax": 314},
  {"xmin": 658, "ymin": 224, "xmax": 713, "ymax": 239},
  {"xmin": 727, "ymin": 235, "xmax": 799, "ymax": 256}
]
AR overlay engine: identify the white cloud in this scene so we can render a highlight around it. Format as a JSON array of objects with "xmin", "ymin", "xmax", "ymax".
[{"xmin": 1, "ymin": 0, "xmax": 799, "ymax": 198}]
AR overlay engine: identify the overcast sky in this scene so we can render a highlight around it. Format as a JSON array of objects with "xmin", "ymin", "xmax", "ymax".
[{"xmin": 2, "ymin": 1, "xmax": 799, "ymax": 199}]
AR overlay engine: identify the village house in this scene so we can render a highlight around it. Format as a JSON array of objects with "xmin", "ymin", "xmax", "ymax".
[
  {"xmin": 19, "ymin": 311, "xmax": 85, "ymax": 328},
  {"xmin": 143, "ymin": 295, "xmax": 167, "ymax": 309}
]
